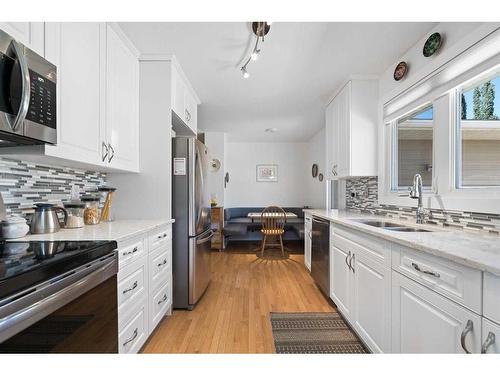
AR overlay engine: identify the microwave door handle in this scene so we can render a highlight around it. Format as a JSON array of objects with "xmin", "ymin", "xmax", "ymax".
[{"xmin": 10, "ymin": 40, "xmax": 31, "ymax": 132}]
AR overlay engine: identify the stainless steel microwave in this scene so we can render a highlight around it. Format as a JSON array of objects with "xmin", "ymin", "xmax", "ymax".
[{"xmin": 0, "ymin": 28, "xmax": 57, "ymax": 146}]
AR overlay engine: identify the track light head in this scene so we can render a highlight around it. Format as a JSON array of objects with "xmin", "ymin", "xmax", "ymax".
[
  {"xmin": 250, "ymin": 49, "xmax": 260, "ymax": 61},
  {"xmin": 241, "ymin": 66, "xmax": 250, "ymax": 79}
]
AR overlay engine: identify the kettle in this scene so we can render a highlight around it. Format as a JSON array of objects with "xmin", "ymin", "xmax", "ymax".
[{"xmin": 31, "ymin": 203, "xmax": 68, "ymax": 234}]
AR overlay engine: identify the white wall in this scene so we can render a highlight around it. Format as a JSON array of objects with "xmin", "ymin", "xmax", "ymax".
[
  {"xmin": 204, "ymin": 131, "xmax": 226, "ymax": 206},
  {"xmin": 304, "ymin": 128, "xmax": 327, "ymax": 209},
  {"xmin": 225, "ymin": 142, "xmax": 308, "ymax": 208}
]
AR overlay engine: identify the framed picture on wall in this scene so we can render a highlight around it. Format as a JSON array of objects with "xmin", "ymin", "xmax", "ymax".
[{"xmin": 256, "ymin": 164, "xmax": 278, "ymax": 182}]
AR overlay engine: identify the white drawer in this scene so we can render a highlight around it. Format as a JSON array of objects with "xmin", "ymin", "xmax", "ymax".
[
  {"xmin": 119, "ymin": 303, "xmax": 148, "ymax": 354},
  {"xmin": 484, "ymin": 272, "xmax": 500, "ymax": 325},
  {"xmin": 118, "ymin": 263, "xmax": 147, "ymax": 309},
  {"xmin": 332, "ymin": 224, "xmax": 391, "ymax": 267},
  {"xmin": 149, "ymin": 225, "xmax": 172, "ymax": 252},
  {"xmin": 118, "ymin": 238, "xmax": 145, "ymax": 269},
  {"xmin": 392, "ymin": 244, "xmax": 482, "ymax": 313},
  {"xmin": 149, "ymin": 245, "xmax": 171, "ymax": 291},
  {"xmin": 149, "ymin": 281, "xmax": 171, "ymax": 333}
]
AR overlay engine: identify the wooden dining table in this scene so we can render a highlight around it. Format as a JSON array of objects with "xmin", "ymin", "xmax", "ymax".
[{"xmin": 247, "ymin": 212, "xmax": 298, "ymax": 223}]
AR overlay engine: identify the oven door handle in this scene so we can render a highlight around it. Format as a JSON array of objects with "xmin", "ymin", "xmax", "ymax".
[
  {"xmin": 10, "ymin": 40, "xmax": 31, "ymax": 132},
  {"xmin": 0, "ymin": 253, "xmax": 117, "ymax": 344}
]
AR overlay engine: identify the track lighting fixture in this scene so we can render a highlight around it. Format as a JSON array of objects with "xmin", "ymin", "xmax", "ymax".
[{"xmin": 240, "ymin": 22, "xmax": 271, "ymax": 79}]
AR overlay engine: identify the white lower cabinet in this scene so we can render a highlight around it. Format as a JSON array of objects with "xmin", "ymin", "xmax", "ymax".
[
  {"xmin": 117, "ymin": 223, "xmax": 172, "ymax": 353},
  {"xmin": 391, "ymin": 271, "xmax": 481, "ymax": 353},
  {"xmin": 352, "ymin": 252, "xmax": 391, "ymax": 353},
  {"xmin": 481, "ymin": 318, "xmax": 500, "ymax": 354},
  {"xmin": 327, "ymin": 223, "xmax": 497, "ymax": 354},
  {"xmin": 330, "ymin": 224, "xmax": 391, "ymax": 352},
  {"xmin": 330, "ymin": 244, "xmax": 353, "ymax": 319}
]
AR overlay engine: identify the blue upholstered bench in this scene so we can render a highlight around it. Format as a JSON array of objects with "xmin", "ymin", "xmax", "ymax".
[{"xmin": 223, "ymin": 207, "xmax": 305, "ymax": 243}]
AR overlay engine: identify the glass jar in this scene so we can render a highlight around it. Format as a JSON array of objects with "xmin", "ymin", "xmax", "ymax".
[
  {"xmin": 98, "ymin": 186, "xmax": 116, "ymax": 222},
  {"xmin": 81, "ymin": 196, "xmax": 101, "ymax": 225},
  {"xmin": 63, "ymin": 201, "xmax": 85, "ymax": 228}
]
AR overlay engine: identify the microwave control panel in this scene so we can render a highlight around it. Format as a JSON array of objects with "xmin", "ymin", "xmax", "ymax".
[{"xmin": 26, "ymin": 69, "xmax": 56, "ymax": 129}]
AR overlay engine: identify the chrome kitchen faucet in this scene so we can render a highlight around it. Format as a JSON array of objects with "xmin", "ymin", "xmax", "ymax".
[{"xmin": 409, "ymin": 173, "xmax": 426, "ymax": 224}]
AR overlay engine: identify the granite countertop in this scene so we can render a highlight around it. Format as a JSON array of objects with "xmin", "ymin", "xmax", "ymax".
[
  {"xmin": 16, "ymin": 219, "xmax": 175, "ymax": 243},
  {"xmin": 304, "ymin": 209, "xmax": 500, "ymax": 276}
]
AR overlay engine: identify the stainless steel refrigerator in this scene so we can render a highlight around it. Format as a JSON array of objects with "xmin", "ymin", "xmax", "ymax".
[{"xmin": 172, "ymin": 138, "xmax": 213, "ymax": 309}]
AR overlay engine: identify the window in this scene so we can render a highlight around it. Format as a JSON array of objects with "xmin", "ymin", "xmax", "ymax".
[
  {"xmin": 457, "ymin": 73, "xmax": 500, "ymax": 187},
  {"xmin": 393, "ymin": 105, "xmax": 434, "ymax": 190}
]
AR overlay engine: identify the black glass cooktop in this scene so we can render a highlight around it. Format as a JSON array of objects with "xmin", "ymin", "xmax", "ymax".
[{"xmin": 0, "ymin": 240, "xmax": 117, "ymax": 301}]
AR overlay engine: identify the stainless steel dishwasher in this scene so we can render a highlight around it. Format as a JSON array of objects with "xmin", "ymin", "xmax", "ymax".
[{"xmin": 311, "ymin": 216, "xmax": 330, "ymax": 297}]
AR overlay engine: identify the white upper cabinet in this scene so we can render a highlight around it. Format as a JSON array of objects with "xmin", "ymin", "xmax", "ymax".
[
  {"xmin": 1, "ymin": 23, "xmax": 140, "ymax": 173},
  {"xmin": 44, "ymin": 22, "xmax": 105, "ymax": 167},
  {"xmin": 105, "ymin": 24, "xmax": 139, "ymax": 172},
  {"xmin": 326, "ymin": 78, "xmax": 378, "ymax": 179},
  {"xmin": 0, "ymin": 22, "xmax": 45, "ymax": 57},
  {"xmin": 171, "ymin": 64, "xmax": 199, "ymax": 135}
]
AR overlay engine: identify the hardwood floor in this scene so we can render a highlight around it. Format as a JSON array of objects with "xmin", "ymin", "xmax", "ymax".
[{"xmin": 143, "ymin": 243, "xmax": 335, "ymax": 353}]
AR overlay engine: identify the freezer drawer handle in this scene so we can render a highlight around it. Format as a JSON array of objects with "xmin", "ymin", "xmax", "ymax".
[
  {"xmin": 481, "ymin": 332, "xmax": 496, "ymax": 353},
  {"xmin": 158, "ymin": 294, "xmax": 168, "ymax": 305},
  {"xmin": 411, "ymin": 262, "xmax": 440, "ymax": 278},
  {"xmin": 123, "ymin": 281, "xmax": 138, "ymax": 294},
  {"xmin": 123, "ymin": 328, "xmax": 138, "ymax": 347},
  {"xmin": 460, "ymin": 320, "xmax": 474, "ymax": 354}
]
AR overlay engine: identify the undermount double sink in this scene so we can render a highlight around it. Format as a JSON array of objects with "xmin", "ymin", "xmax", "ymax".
[{"xmin": 352, "ymin": 219, "xmax": 434, "ymax": 233}]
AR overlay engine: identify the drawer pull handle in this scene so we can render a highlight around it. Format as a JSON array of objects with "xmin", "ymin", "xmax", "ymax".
[
  {"xmin": 460, "ymin": 320, "xmax": 474, "ymax": 354},
  {"xmin": 158, "ymin": 259, "xmax": 167, "ymax": 267},
  {"xmin": 123, "ymin": 246, "xmax": 139, "ymax": 256},
  {"xmin": 163, "ymin": 233, "xmax": 167, "ymax": 238},
  {"xmin": 123, "ymin": 328, "xmax": 138, "ymax": 347},
  {"xmin": 123, "ymin": 281, "xmax": 138, "ymax": 294},
  {"xmin": 349, "ymin": 253, "xmax": 355, "ymax": 273},
  {"xmin": 481, "ymin": 332, "xmax": 496, "ymax": 354},
  {"xmin": 411, "ymin": 262, "xmax": 440, "ymax": 278},
  {"xmin": 158, "ymin": 294, "xmax": 168, "ymax": 305},
  {"xmin": 345, "ymin": 251, "xmax": 351, "ymax": 271}
]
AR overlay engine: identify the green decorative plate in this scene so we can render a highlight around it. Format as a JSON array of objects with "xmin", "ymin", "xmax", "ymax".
[{"xmin": 423, "ymin": 32, "xmax": 442, "ymax": 57}]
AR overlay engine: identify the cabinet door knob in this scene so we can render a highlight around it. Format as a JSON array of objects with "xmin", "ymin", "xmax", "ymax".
[
  {"xmin": 108, "ymin": 143, "xmax": 115, "ymax": 163},
  {"xmin": 102, "ymin": 142, "xmax": 109, "ymax": 162}
]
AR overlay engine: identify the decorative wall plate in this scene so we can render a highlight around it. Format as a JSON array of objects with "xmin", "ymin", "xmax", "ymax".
[
  {"xmin": 312, "ymin": 164, "xmax": 318, "ymax": 178},
  {"xmin": 318, "ymin": 173, "xmax": 324, "ymax": 182},
  {"xmin": 393, "ymin": 61, "xmax": 408, "ymax": 81},
  {"xmin": 423, "ymin": 32, "xmax": 442, "ymax": 57}
]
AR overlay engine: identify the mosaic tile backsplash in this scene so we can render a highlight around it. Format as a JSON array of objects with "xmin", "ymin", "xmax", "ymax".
[
  {"xmin": 0, "ymin": 157, "xmax": 106, "ymax": 216},
  {"xmin": 345, "ymin": 176, "xmax": 500, "ymax": 235}
]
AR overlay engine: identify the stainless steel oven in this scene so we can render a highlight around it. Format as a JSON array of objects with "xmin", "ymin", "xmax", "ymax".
[
  {"xmin": 0, "ymin": 28, "xmax": 57, "ymax": 146},
  {"xmin": 0, "ymin": 241, "xmax": 118, "ymax": 353}
]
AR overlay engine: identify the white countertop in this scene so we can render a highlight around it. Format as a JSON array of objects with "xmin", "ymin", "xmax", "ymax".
[
  {"xmin": 304, "ymin": 209, "xmax": 500, "ymax": 276},
  {"xmin": 17, "ymin": 219, "xmax": 175, "ymax": 243}
]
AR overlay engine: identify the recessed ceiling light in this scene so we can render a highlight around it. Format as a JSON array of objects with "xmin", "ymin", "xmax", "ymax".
[{"xmin": 265, "ymin": 127, "xmax": 278, "ymax": 133}]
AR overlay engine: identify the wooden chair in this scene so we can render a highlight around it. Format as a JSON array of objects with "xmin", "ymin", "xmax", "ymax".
[{"xmin": 260, "ymin": 206, "xmax": 287, "ymax": 257}]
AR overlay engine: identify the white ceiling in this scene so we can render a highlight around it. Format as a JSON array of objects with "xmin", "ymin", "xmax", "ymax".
[{"xmin": 119, "ymin": 22, "xmax": 437, "ymax": 142}]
